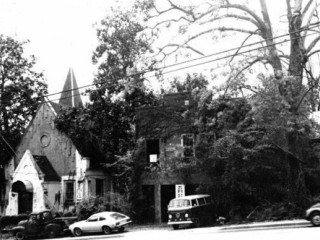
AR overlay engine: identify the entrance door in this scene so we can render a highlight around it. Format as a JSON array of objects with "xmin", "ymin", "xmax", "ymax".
[
  {"xmin": 12, "ymin": 181, "xmax": 33, "ymax": 214},
  {"xmin": 161, "ymin": 185, "xmax": 175, "ymax": 222},
  {"xmin": 19, "ymin": 192, "xmax": 33, "ymax": 214}
]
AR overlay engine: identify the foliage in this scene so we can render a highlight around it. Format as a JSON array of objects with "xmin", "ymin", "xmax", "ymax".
[
  {"xmin": 0, "ymin": 35, "xmax": 47, "ymax": 163},
  {"xmin": 192, "ymin": 83, "xmax": 316, "ymax": 219},
  {"xmin": 76, "ymin": 193, "xmax": 132, "ymax": 221},
  {"xmin": 164, "ymin": 73, "xmax": 209, "ymax": 93},
  {"xmin": 55, "ymin": 98, "xmax": 132, "ymax": 164},
  {"xmin": 0, "ymin": 214, "xmax": 28, "ymax": 229}
]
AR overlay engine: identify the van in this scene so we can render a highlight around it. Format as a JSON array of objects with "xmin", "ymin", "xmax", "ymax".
[{"xmin": 167, "ymin": 194, "xmax": 213, "ymax": 229}]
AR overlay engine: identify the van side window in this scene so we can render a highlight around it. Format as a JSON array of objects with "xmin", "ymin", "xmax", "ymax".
[
  {"xmin": 191, "ymin": 199, "xmax": 198, "ymax": 206},
  {"xmin": 204, "ymin": 197, "xmax": 212, "ymax": 204},
  {"xmin": 198, "ymin": 198, "xmax": 206, "ymax": 205}
]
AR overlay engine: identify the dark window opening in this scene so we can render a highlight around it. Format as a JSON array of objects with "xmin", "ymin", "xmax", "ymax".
[
  {"xmin": 182, "ymin": 134, "xmax": 194, "ymax": 158},
  {"xmin": 146, "ymin": 139, "xmax": 160, "ymax": 162},
  {"xmin": 96, "ymin": 179, "xmax": 104, "ymax": 197},
  {"xmin": 65, "ymin": 181, "xmax": 74, "ymax": 204}
]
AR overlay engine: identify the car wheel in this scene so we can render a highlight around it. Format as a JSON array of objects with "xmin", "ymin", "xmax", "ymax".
[
  {"xmin": 118, "ymin": 227, "xmax": 125, "ymax": 232},
  {"xmin": 15, "ymin": 231, "xmax": 25, "ymax": 240},
  {"xmin": 194, "ymin": 219, "xmax": 200, "ymax": 228},
  {"xmin": 311, "ymin": 212, "xmax": 320, "ymax": 226},
  {"xmin": 46, "ymin": 229, "xmax": 57, "ymax": 238},
  {"xmin": 172, "ymin": 225, "xmax": 179, "ymax": 230},
  {"xmin": 102, "ymin": 226, "xmax": 111, "ymax": 235},
  {"xmin": 73, "ymin": 228, "xmax": 83, "ymax": 236}
]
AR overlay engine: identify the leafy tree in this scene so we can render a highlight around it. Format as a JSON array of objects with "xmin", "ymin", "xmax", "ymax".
[
  {"xmin": 0, "ymin": 35, "xmax": 47, "ymax": 164},
  {"xmin": 132, "ymin": 0, "xmax": 320, "ymax": 206},
  {"xmin": 56, "ymin": 7, "xmax": 158, "ymax": 203},
  {"xmin": 164, "ymin": 73, "xmax": 209, "ymax": 93},
  {"xmin": 0, "ymin": 35, "xmax": 46, "ymax": 203}
]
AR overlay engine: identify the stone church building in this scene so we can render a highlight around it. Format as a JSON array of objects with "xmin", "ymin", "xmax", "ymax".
[{"xmin": 3, "ymin": 69, "xmax": 111, "ymax": 215}]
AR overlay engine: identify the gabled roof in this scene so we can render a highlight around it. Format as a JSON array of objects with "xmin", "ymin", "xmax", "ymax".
[
  {"xmin": 33, "ymin": 155, "xmax": 60, "ymax": 181},
  {"xmin": 49, "ymin": 101, "xmax": 63, "ymax": 115}
]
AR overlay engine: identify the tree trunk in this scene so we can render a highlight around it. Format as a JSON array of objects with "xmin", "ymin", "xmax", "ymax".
[
  {"xmin": 288, "ymin": 1, "xmax": 306, "ymax": 78},
  {"xmin": 259, "ymin": 0, "xmax": 283, "ymax": 78}
]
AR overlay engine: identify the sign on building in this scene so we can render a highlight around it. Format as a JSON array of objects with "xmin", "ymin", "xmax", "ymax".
[{"xmin": 175, "ymin": 184, "xmax": 185, "ymax": 198}]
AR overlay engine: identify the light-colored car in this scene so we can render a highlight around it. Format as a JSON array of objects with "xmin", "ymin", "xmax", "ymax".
[
  {"xmin": 69, "ymin": 211, "xmax": 132, "ymax": 236},
  {"xmin": 306, "ymin": 203, "xmax": 320, "ymax": 226}
]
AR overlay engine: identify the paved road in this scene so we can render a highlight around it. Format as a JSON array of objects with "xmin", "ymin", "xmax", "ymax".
[{"xmin": 47, "ymin": 224, "xmax": 317, "ymax": 240}]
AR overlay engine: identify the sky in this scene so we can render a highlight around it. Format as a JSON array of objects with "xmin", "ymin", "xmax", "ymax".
[
  {"xmin": 0, "ymin": 0, "xmax": 305, "ymax": 103},
  {"xmin": 0, "ymin": 0, "xmax": 134, "ymax": 102}
]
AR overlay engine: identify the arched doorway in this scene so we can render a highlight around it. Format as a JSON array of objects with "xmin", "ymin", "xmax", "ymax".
[{"xmin": 12, "ymin": 180, "xmax": 33, "ymax": 214}]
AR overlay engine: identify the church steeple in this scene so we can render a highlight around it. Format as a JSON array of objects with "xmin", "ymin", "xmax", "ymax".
[{"xmin": 59, "ymin": 68, "xmax": 83, "ymax": 108}]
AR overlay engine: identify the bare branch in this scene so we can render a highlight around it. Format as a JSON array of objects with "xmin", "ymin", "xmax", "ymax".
[
  {"xmin": 229, "ymin": 31, "xmax": 259, "ymax": 63},
  {"xmin": 302, "ymin": 0, "xmax": 314, "ymax": 16},
  {"xmin": 233, "ymin": 57, "xmax": 268, "ymax": 80},
  {"xmin": 201, "ymin": 14, "xmax": 260, "ymax": 29},
  {"xmin": 220, "ymin": 3, "xmax": 266, "ymax": 32},
  {"xmin": 302, "ymin": 0, "xmax": 318, "ymax": 40},
  {"xmin": 307, "ymin": 49, "xmax": 320, "ymax": 58},
  {"xmin": 149, "ymin": 16, "xmax": 192, "ymax": 29},
  {"xmin": 306, "ymin": 35, "xmax": 320, "ymax": 53},
  {"xmin": 286, "ymin": 0, "xmax": 292, "ymax": 20},
  {"xmin": 168, "ymin": 0, "xmax": 196, "ymax": 20}
]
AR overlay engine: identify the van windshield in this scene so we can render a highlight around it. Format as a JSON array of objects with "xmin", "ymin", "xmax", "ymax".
[{"xmin": 169, "ymin": 199, "xmax": 191, "ymax": 208}]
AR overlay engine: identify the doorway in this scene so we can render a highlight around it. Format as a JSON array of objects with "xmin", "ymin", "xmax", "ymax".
[{"xmin": 12, "ymin": 181, "xmax": 33, "ymax": 214}]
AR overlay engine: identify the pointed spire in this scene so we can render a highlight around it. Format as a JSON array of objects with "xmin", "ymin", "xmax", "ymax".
[{"xmin": 59, "ymin": 68, "xmax": 83, "ymax": 108}]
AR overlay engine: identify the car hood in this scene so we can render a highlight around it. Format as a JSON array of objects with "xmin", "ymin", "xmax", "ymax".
[
  {"xmin": 70, "ymin": 220, "xmax": 86, "ymax": 228},
  {"xmin": 310, "ymin": 203, "xmax": 320, "ymax": 209}
]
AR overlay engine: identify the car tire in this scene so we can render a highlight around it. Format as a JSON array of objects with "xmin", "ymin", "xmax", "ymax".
[
  {"xmin": 15, "ymin": 230, "xmax": 25, "ymax": 240},
  {"xmin": 172, "ymin": 225, "xmax": 179, "ymax": 230},
  {"xmin": 311, "ymin": 212, "xmax": 320, "ymax": 226},
  {"xmin": 102, "ymin": 226, "xmax": 111, "ymax": 235},
  {"xmin": 46, "ymin": 229, "xmax": 57, "ymax": 238},
  {"xmin": 194, "ymin": 219, "xmax": 201, "ymax": 228},
  {"xmin": 73, "ymin": 228, "xmax": 83, "ymax": 236}
]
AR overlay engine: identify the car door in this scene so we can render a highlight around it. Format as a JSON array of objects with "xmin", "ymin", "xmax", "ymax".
[
  {"xmin": 25, "ymin": 214, "xmax": 41, "ymax": 235},
  {"xmin": 83, "ymin": 215, "xmax": 100, "ymax": 232}
]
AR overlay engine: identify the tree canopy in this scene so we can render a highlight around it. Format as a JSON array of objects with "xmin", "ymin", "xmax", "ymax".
[{"xmin": 0, "ymin": 35, "xmax": 47, "ymax": 164}]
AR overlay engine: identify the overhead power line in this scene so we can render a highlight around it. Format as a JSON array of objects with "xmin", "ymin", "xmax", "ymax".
[
  {"xmin": 43, "ymin": 30, "xmax": 320, "ymax": 104},
  {"xmin": 43, "ymin": 21, "xmax": 320, "ymax": 99},
  {"xmin": 1, "ymin": 22, "xmax": 320, "ymax": 106}
]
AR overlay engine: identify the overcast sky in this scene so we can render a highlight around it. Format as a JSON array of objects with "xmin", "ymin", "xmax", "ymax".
[
  {"xmin": 0, "ymin": 0, "xmax": 134, "ymax": 102},
  {"xmin": 0, "ymin": 0, "xmax": 292, "ymax": 102}
]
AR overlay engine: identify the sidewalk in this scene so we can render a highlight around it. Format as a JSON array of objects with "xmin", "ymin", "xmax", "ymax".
[
  {"xmin": 219, "ymin": 219, "xmax": 311, "ymax": 230},
  {"xmin": 128, "ymin": 219, "xmax": 312, "ymax": 231}
]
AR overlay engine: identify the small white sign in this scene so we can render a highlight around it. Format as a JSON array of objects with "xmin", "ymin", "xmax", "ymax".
[
  {"xmin": 176, "ymin": 184, "xmax": 185, "ymax": 198},
  {"xmin": 149, "ymin": 154, "xmax": 158, "ymax": 162}
]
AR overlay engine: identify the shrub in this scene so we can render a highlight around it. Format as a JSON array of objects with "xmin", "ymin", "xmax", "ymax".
[
  {"xmin": 76, "ymin": 193, "xmax": 131, "ymax": 221},
  {"xmin": 0, "ymin": 214, "xmax": 28, "ymax": 229}
]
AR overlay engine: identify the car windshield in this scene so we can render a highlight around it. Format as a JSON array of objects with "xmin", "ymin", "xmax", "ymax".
[
  {"xmin": 110, "ymin": 213, "xmax": 126, "ymax": 220},
  {"xmin": 169, "ymin": 199, "xmax": 191, "ymax": 208}
]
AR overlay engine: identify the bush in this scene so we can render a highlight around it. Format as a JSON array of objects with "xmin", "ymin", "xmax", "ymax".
[
  {"xmin": 0, "ymin": 214, "xmax": 28, "ymax": 229},
  {"xmin": 76, "ymin": 193, "xmax": 132, "ymax": 221},
  {"xmin": 246, "ymin": 202, "xmax": 303, "ymax": 222}
]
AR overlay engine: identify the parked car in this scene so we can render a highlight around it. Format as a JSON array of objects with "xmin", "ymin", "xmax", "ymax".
[
  {"xmin": 69, "ymin": 211, "xmax": 132, "ymax": 236},
  {"xmin": 167, "ymin": 194, "xmax": 214, "ymax": 229},
  {"xmin": 10, "ymin": 210, "xmax": 74, "ymax": 240},
  {"xmin": 306, "ymin": 203, "xmax": 320, "ymax": 226}
]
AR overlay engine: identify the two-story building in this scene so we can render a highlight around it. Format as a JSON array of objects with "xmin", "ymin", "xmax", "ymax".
[
  {"xmin": 136, "ymin": 92, "xmax": 211, "ymax": 223},
  {"xmin": 3, "ymin": 69, "xmax": 112, "ymax": 215}
]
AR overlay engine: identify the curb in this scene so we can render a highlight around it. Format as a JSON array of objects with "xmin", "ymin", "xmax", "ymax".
[{"xmin": 220, "ymin": 220, "xmax": 311, "ymax": 230}]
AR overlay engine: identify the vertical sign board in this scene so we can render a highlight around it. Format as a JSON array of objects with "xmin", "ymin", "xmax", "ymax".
[{"xmin": 175, "ymin": 184, "xmax": 185, "ymax": 198}]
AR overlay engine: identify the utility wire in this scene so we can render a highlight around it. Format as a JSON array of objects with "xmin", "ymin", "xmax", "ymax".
[
  {"xmin": 1, "ymin": 22, "xmax": 320, "ymax": 105},
  {"xmin": 43, "ymin": 21, "xmax": 320, "ymax": 99},
  {"xmin": 43, "ymin": 30, "xmax": 320, "ymax": 104}
]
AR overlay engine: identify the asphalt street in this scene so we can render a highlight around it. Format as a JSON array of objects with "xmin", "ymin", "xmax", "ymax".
[{"xmin": 38, "ymin": 221, "xmax": 317, "ymax": 240}]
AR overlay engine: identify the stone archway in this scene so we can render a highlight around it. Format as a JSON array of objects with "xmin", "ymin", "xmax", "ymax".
[{"xmin": 12, "ymin": 180, "xmax": 33, "ymax": 214}]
